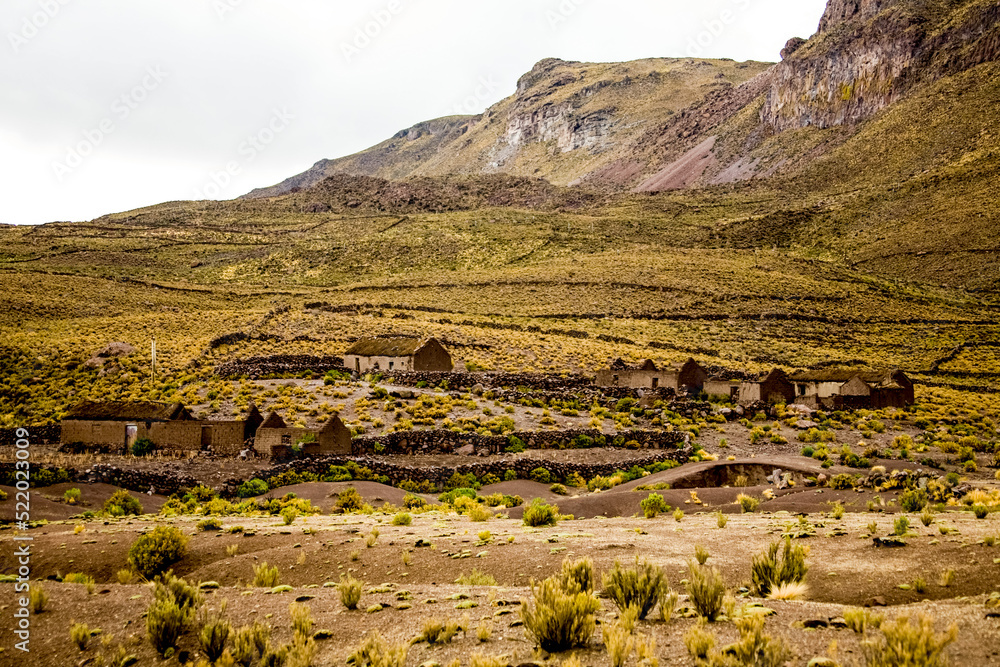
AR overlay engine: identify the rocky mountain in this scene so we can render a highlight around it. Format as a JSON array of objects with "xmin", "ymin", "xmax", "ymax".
[{"xmin": 245, "ymin": 0, "xmax": 1000, "ymax": 200}]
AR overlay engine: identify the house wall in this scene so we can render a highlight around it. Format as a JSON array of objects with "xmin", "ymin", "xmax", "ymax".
[
  {"xmin": 206, "ymin": 421, "xmax": 248, "ymax": 455},
  {"xmin": 317, "ymin": 423, "xmax": 352, "ymax": 455},
  {"xmin": 738, "ymin": 382, "xmax": 762, "ymax": 405},
  {"xmin": 149, "ymin": 422, "xmax": 203, "ymax": 451},
  {"xmin": 413, "ymin": 341, "xmax": 453, "ymax": 371},
  {"xmin": 704, "ymin": 380, "xmax": 739, "ymax": 399},
  {"xmin": 61, "ymin": 420, "xmax": 138, "ymax": 449},
  {"xmin": 255, "ymin": 424, "xmax": 351, "ymax": 458},
  {"xmin": 344, "ymin": 354, "xmax": 413, "ymax": 373},
  {"xmin": 595, "ymin": 370, "xmax": 679, "ymax": 390},
  {"xmin": 759, "ymin": 376, "xmax": 796, "ymax": 404},
  {"xmin": 795, "ymin": 381, "xmax": 844, "ymax": 399},
  {"xmin": 677, "ymin": 364, "xmax": 708, "ymax": 392}
]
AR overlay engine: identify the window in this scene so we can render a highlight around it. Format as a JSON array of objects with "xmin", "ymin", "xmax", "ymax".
[
  {"xmin": 281, "ymin": 434, "xmax": 291, "ymax": 445},
  {"xmin": 389, "ymin": 361, "xmax": 394, "ymax": 369}
]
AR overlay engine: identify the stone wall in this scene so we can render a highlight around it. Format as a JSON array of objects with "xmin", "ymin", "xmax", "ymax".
[
  {"xmin": 381, "ymin": 370, "xmax": 595, "ymax": 391},
  {"xmin": 0, "ymin": 425, "xmax": 61, "ymax": 446},
  {"xmin": 352, "ymin": 428, "xmax": 690, "ymax": 456},
  {"xmin": 226, "ymin": 447, "xmax": 693, "ymax": 496},
  {"xmin": 0, "ymin": 461, "xmax": 199, "ymax": 497},
  {"xmin": 216, "ymin": 355, "xmax": 346, "ymax": 379}
]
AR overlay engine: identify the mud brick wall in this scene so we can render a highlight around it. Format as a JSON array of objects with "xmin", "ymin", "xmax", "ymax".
[{"xmin": 216, "ymin": 355, "xmax": 346, "ymax": 379}]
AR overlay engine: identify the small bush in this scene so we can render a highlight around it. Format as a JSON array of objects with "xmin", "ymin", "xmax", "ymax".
[
  {"xmin": 146, "ymin": 595, "xmax": 187, "ymax": 655},
  {"xmin": 684, "ymin": 620, "xmax": 716, "ymax": 660},
  {"xmin": 253, "ymin": 562, "xmax": 280, "ymax": 588},
  {"xmin": 336, "ymin": 487, "xmax": 365, "ymax": 512},
  {"xmin": 640, "ymin": 493, "xmax": 670, "ymax": 519},
  {"xmin": 602, "ymin": 557, "xmax": 665, "ymax": 620},
  {"xmin": 64, "ymin": 488, "xmax": 82, "ymax": 505},
  {"xmin": 232, "ymin": 621, "xmax": 270, "ymax": 666},
  {"xmin": 844, "ymin": 607, "xmax": 883, "ymax": 634},
  {"xmin": 128, "ymin": 526, "xmax": 188, "ymax": 579},
  {"xmin": 468, "ymin": 505, "xmax": 492, "ymax": 522},
  {"xmin": 70, "ymin": 622, "xmax": 91, "ymax": 650},
  {"xmin": 894, "ymin": 516, "xmax": 911, "ymax": 536},
  {"xmin": 550, "ymin": 483, "xmax": 568, "ymax": 495},
  {"xmin": 402, "ymin": 493, "xmax": 426, "ymax": 509},
  {"xmin": 900, "ymin": 489, "xmax": 928, "ymax": 513},
  {"xmin": 104, "ymin": 490, "xmax": 143, "ymax": 517},
  {"xmin": 456, "ymin": 569, "xmax": 497, "ymax": 586},
  {"xmin": 520, "ymin": 576, "xmax": 601, "ymax": 652},
  {"xmin": 339, "ymin": 574, "xmax": 363, "ymax": 610},
  {"xmin": 280, "ymin": 506, "xmax": 299, "ymax": 525},
  {"xmin": 63, "ymin": 572, "xmax": 95, "ymax": 593},
  {"xmin": 737, "ymin": 493, "xmax": 760, "ymax": 513},
  {"xmin": 237, "ymin": 478, "xmax": 269, "ymax": 498},
  {"xmin": 750, "ymin": 537, "xmax": 808, "ymax": 598},
  {"xmin": 973, "ymin": 504, "xmax": 989, "ymax": 519},
  {"xmin": 131, "ymin": 437, "xmax": 155, "ymax": 457},
  {"xmin": 417, "ymin": 617, "xmax": 461, "ymax": 645},
  {"xmin": 199, "ymin": 609, "xmax": 232, "ymax": 663},
  {"xmin": 198, "ymin": 517, "xmax": 222, "ymax": 531},
  {"xmin": 861, "ymin": 614, "xmax": 957, "ymax": 667},
  {"xmin": 603, "ymin": 620, "xmax": 634, "ymax": 667},
  {"xmin": 530, "ymin": 467, "xmax": 554, "ymax": 484},
  {"xmin": 523, "ymin": 498, "xmax": 559, "ymax": 527},
  {"xmin": 391, "ymin": 512, "xmax": 412, "ymax": 526},
  {"xmin": 559, "ymin": 557, "xmax": 595, "ymax": 593},
  {"xmin": 726, "ymin": 615, "xmax": 792, "ymax": 667},
  {"xmin": 828, "ymin": 474, "xmax": 856, "ymax": 490},
  {"xmin": 686, "ymin": 562, "xmax": 725, "ymax": 621}
]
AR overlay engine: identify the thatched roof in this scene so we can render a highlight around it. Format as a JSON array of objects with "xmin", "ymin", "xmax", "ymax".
[
  {"xmin": 259, "ymin": 412, "xmax": 287, "ymax": 429},
  {"xmin": 345, "ymin": 336, "xmax": 434, "ymax": 357},
  {"xmin": 64, "ymin": 401, "xmax": 191, "ymax": 422},
  {"xmin": 790, "ymin": 369, "xmax": 907, "ymax": 387}
]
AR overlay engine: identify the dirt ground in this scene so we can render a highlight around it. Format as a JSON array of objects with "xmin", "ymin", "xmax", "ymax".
[{"xmin": 1, "ymin": 463, "xmax": 998, "ymax": 667}]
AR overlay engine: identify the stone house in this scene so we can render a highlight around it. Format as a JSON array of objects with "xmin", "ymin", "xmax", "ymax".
[
  {"xmin": 595, "ymin": 358, "xmax": 708, "ymax": 394},
  {"xmin": 343, "ymin": 336, "xmax": 453, "ymax": 373},
  {"xmin": 738, "ymin": 368, "xmax": 796, "ymax": 406},
  {"xmin": 788, "ymin": 369, "xmax": 914, "ymax": 409},
  {"xmin": 253, "ymin": 412, "xmax": 352, "ymax": 459},
  {"xmin": 61, "ymin": 401, "xmax": 262, "ymax": 454}
]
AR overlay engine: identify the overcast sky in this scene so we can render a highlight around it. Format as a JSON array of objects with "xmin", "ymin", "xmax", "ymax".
[{"xmin": 0, "ymin": 0, "xmax": 828, "ymax": 225}]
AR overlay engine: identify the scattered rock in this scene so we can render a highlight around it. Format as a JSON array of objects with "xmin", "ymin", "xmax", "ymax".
[
  {"xmin": 803, "ymin": 619, "xmax": 829, "ymax": 629},
  {"xmin": 867, "ymin": 596, "xmax": 888, "ymax": 607}
]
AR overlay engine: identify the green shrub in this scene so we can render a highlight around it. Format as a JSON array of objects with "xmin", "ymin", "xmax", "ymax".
[
  {"xmin": 972, "ymin": 504, "xmax": 989, "ymax": 519},
  {"xmin": 237, "ymin": 479, "xmax": 268, "ymax": 498},
  {"xmin": 438, "ymin": 487, "xmax": 478, "ymax": 504},
  {"xmin": 280, "ymin": 506, "xmax": 298, "ymax": 525},
  {"xmin": 455, "ymin": 569, "xmax": 497, "ymax": 586},
  {"xmin": 522, "ymin": 498, "xmax": 559, "ymax": 527},
  {"xmin": 750, "ymin": 537, "xmax": 808, "ymax": 597},
  {"xmin": 737, "ymin": 493, "xmax": 760, "ymax": 513},
  {"xmin": 416, "ymin": 617, "xmax": 460, "ymax": 645},
  {"xmin": 402, "ymin": 493, "xmax": 426, "ymax": 509},
  {"xmin": 520, "ymin": 575, "xmax": 600, "ymax": 652},
  {"xmin": 153, "ymin": 571, "xmax": 203, "ymax": 612},
  {"xmin": 128, "ymin": 526, "xmax": 188, "ymax": 579},
  {"xmin": 104, "ymin": 490, "xmax": 143, "ymax": 517},
  {"xmin": 346, "ymin": 631, "xmax": 408, "ymax": 667},
  {"xmin": 530, "ymin": 467, "xmax": 554, "ymax": 484},
  {"xmin": 232, "ymin": 622, "xmax": 270, "ymax": 666},
  {"xmin": 640, "ymin": 492, "xmax": 670, "ymax": 518},
  {"xmin": 336, "ymin": 487, "xmax": 365, "ymax": 512},
  {"xmin": 828, "ymin": 474, "xmax": 856, "ymax": 490},
  {"xmin": 131, "ymin": 437, "xmax": 155, "ymax": 457},
  {"xmin": 601, "ymin": 557, "xmax": 665, "ymax": 620},
  {"xmin": 894, "ymin": 516, "xmax": 911, "ymax": 536},
  {"xmin": 861, "ymin": 614, "xmax": 957, "ymax": 667},
  {"xmin": 64, "ymin": 488, "xmax": 82, "ymax": 505},
  {"xmin": 559, "ymin": 557, "xmax": 594, "ymax": 593},
  {"xmin": 197, "ymin": 517, "xmax": 222, "ymax": 531},
  {"xmin": 549, "ymin": 483, "xmax": 568, "ymax": 495},
  {"xmin": 726, "ymin": 615, "xmax": 792, "ymax": 667},
  {"xmin": 392, "ymin": 512, "xmax": 412, "ymax": 526},
  {"xmin": 685, "ymin": 562, "xmax": 725, "ymax": 622},
  {"xmin": 900, "ymin": 489, "xmax": 928, "ymax": 513},
  {"xmin": 29, "ymin": 585, "xmax": 47, "ymax": 613}
]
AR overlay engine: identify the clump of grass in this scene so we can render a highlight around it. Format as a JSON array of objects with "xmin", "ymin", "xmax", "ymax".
[
  {"xmin": 392, "ymin": 512, "xmax": 412, "ymax": 526},
  {"xmin": 726, "ymin": 615, "xmax": 792, "ymax": 666},
  {"xmin": 695, "ymin": 544, "xmax": 710, "ymax": 565},
  {"xmin": 737, "ymin": 493, "xmax": 760, "ymax": 513},
  {"xmin": 750, "ymin": 537, "xmax": 808, "ymax": 597},
  {"xmin": 920, "ymin": 508, "xmax": 935, "ymax": 527},
  {"xmin": 146, "ymin": 595, "xmax": 188, "ymax": 656},
  {"xmin": 198, "ymin": 604, "xmax": 232, "ymax": 663},
  {"xmin": 346, "ymin": 631, "xmax": 408, "ymax": 667},
  {"xmin": 716, "ymin": 511, "xmax": 728, "ymax": 528},
  {"xmin": 253, "ymin": 562, "xmax": 280, "ymax": 588},
  {"xmin": 198, "ymin": 517, "xmax": 222, "ymax": 531},
  {"xmin": 468, "ymin": 505, "xmax": 492, "ymax": 522},
  {"xmin": 684, "ymin": 620, "xmax": 716, "ymax": 660},
  {"xmin": 831, "ymin": 501, "xmax": 845, "ymax": 520},
  {"xmin": 658, "ymin": 587, "xmax": 679, "ymax": 623},
  {"xmin": 894, "ymin": 516, "xmax": 911, "ymax": 536},
  {"xmin": 456, "ymin": 569, "xmax": 497, "ymax": 586},
  {"xmin": 861, "ymin": 614, "xmax": 957, "ymax": 667},
  {"xmin": 601, "ymin": 556, "xmax": 665, "ymax": 620},
  {"xmin": 226, "ymin": 544, "xmax": 240, "ymax": 558},
  {"xmin": 476, "ymin": 620, "xmax": 492, "ymax": 642},
  {"xmin": 338, "ymin": 574, "xmax": 364, "ymax": 610},
  {"xmin": 232, "ymin": 621, "xmax": 270, "ymax": 666},
  {"xmin": 416, "ymin": 617, "xmax": 461, "ymax": 645},
  {"xmin": 70, "ymin": 622, "xmax": 91, "ymax": 650},
  {"xmin": 844, "ymin": 607, "xmax": 883, "ymax": 634},
  {"xmin": 63, "ymin": 572, "xmax": 95, "ymax": 594},
  {"xmin": 29, "ymin": 585, "xmax": 48, "ymax": 614},
  {"xmin": 938, "ymin": 569, "xmax": 955, "ymax": 587},
  {"xmin": 685, "ymin": 562, "xmax": 725, "ymax": 622},
  {"xmin": 402, "ymin": 550, "xmax": 412, "ymax": 566},
  {"xmin": 673, "ymin": 507, "xmax": 685, "ymax": 522},
  {"xmin": 868, "ymin": 520, "xmax": 880, "ymax": 535},
  {"xmin": 603, "ymin": 619, "xmax": 634, "ymax": 667},
  {"xmin": 768, "ymin": 581, "xmax": 809, "ymax": 600},
  {"xmin": 972, "ymin": 504, "xmax": 989, "ymax": 519},
  {"xmin": 559, "ymin": 557, "xmax": 595, "ymax": 593},
  {"xmin": 520, "ymin": 574, "xmax": 601, "ymax": 652}
]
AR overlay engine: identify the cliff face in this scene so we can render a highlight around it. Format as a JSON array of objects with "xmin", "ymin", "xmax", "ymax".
[{"xmin": 762, "ymin": 0, "xmax": 1000, "ymax": 131}]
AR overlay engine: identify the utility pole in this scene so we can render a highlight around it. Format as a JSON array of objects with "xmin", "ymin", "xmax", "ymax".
[{"xmin": 151, "ymin": 336, "xmax": 157, "ymax": 390}]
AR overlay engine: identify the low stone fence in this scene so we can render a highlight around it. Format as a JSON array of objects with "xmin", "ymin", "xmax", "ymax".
[
  {"xmin": 0, "ymin": 462, "xmax": 199, "ymax": 497},
  {"xmin": 352, "ymin": 428, "xmax": 690, "ymax": 456},
  {"xmin": 215, "ymin": 355, "xmax": 346, "ymax": 379},
  {"xmin": 0, "ymin": 425, "xmax": 61, "ymax": 447},
  {"xmin": 381, "ymin": 370, "xmax": 595, "ymax": 392},
  {"xmin": 227, "ymin": 447, "xmax": 693, "ymax": 496}
]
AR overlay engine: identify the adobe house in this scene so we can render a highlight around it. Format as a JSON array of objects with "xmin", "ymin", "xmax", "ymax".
[
  {"xmin": 738, "ymin": 368, "xmax": 796, "ymax": 406},
  {"xmin": 62, "ymin": 401, "xmax": 195, "ymax": 451},
  {"xmin": 595, "ymin": 358, "xmax": 708, "ymax": 393},
  {"xmin": 704, "ymin": 378, "xmax": 741, "ymax": 402},
  {"xmin": 343, "ymin": 336, "xmax": 453, "ymax": 373},
  {"xmin": 789, "ymin": 369, "xmax": 914, "ymax": 409},
  {"xmin": 61, "ymin": 401, "xmax": 263, "ymax": 454},
  {"xmin": 254, "ymin": 412, "xmax": 352, "ymax": 459}
]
